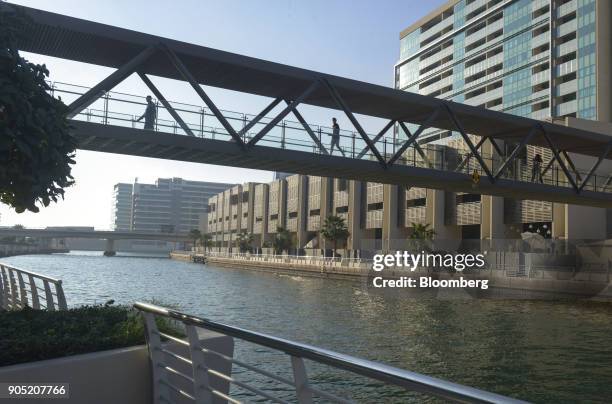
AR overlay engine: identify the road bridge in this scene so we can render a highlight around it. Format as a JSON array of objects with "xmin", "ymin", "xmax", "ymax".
[
  {"xmin": 6, "ymin": 3, "xmax": 612, "ymax": 207},
  {"xmin": 0, "ymin": 228, "xmax": 191, "ymax": 255}
]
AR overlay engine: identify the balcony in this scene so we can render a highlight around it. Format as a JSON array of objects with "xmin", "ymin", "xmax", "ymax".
[
  {"xmin": 555, "ymin": 79, "xmax": 577, "ymax": 97},
  {"xmin": 556, "ymin": 99, "xmax": 577, "ymax": 116},
  {"xmin": 555, "ymin": 38, "xmax": 576, "ymax": 57},
  {"xmin": 556, "ymin": 18, "xmax": 577, "ymax": 38},
  {"xmin": 556, "ymin": 59, "xmax": 576, "ymax": 76},
  {"xmin": 557, "ymin": 0, "xmax": 577, "ymax": 19}
]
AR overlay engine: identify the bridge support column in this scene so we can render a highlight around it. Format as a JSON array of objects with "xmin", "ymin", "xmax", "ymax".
[
  {"xmin": 347, "ymin": 180, "xmax": 364, "ymax": 257},
  {"xmin": 296, "ymin": 175, "xmax": 309, "ymax": 251},
  {"xmin": 382, "ymin": 184, "xmax": 400, "ymax": 252},
  {"xmin": 319, "ymin": 177, "xmax": 333, "ymax": 255},
  {"xmin": 104, "ymin": 239, "xmax": 116, "ymax": 257},
  {"xmin": 426, "ymin": 189, "xmax": 461, "ymax": 242}
]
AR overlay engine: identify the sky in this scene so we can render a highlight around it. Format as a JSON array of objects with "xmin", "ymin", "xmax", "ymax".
[{"xmin": 1, "ymin": 0, "xmax": 446, "ymax": 229}]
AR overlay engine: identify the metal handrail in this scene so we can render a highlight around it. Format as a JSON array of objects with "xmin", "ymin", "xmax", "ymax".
[
  {"xmin": 0, "ymin": 263, "xmax": 67, "ymax": 311},
  {"xmin": 134, "ymin": 301, "xmax": 526, "ymax": 403}
]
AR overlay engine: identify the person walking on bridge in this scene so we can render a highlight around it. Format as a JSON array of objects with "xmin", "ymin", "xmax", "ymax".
[
  {"xmin": 137, "ymin": 95, "xmax": 157, "ymax": 130},
  {"xmin": 330, "ymin": 118, "xmax": 345, "ymax": 156},
  {"xmin": 531, "ymin": 153, "xmax": 543, "ymax": 183}
]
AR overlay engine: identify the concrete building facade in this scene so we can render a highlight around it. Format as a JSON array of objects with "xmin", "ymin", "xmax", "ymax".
[
  {"xmin": 204, "ymin": 0, "xmax": 612, "ymax": 255},
  {"xmin": 110, "ymin": 183, "xmax": 133, "ymax": 231},
  {"xmin": 112, "ymin": 178, "xmax": 235, "ymax": 234}
]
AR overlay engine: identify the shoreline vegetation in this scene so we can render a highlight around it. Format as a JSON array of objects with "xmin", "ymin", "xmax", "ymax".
[{"xmin": 0, "ymin": 302, "xmax": 182, "ymax": 367}]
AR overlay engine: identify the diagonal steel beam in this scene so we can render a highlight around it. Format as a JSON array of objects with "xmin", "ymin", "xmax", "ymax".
[
  {"xmin": 238, "ymin": 98, "xmax": 282, "ymax": 138},
  {"xmin": 541, "ymin": 156, "xmax": 555, "ymax": 177},
  {"xmin": 320, "ymin": 78, "xmax": 386, "ymax": 168},
  {"xmin": 356, "ymin": 120, "xmax": 396, "ymax": 159},
  {"xmin": 456, "ymin": 136, "xmax": 487, "ymax": 172},
  {"xmin": 489, "ymin": 137, "xmax": 504, "ymax": 157},
  {"xmin": 388, "ymin": 108, "xmax": 440, "ymax": 167},
  {"xmin": 493, "ymin": 126, "xmax": 538, "ymax": 180},
  {"xmin": 398, "ymin": 122, "xmax": 433, "ymax": 168},
  {"xmin": 247, "ymin": 80, "xmax": 319, "ymax": 147},
  {"xmin": 285, "ymin": 100, "xmax": 329, "ymax": 155},
  {"xmin": 578, "ymin": 140, "xmax": 612, "ymax": 192},
  {"xmin": 137, "ymin": 72, "xmax": 195, "ymax": 137},
  {"xmin": 562, "ymin": 150, "xmax": 582, "ymax": 182},
  {"xmin": 541, "ymin": 126, "xmax": 579, "ymax": 192},
  {"xmin": 160, "ymin": 45, "xmax": 245, "ymax": 147},
  {"xmin": 68, "ymin": 45, "xmax": 158, "ymax": 118},
  {"xmin": 443, "ymin": 104, "xmax": 494, "ymax": 182}
]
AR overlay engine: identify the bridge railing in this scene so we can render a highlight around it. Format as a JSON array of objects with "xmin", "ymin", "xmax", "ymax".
[
  {"xmin": 0, "ymin": 263, "xmax": 67, "ymax": 311},
  {"xmin": 134, "ymin": 301, "xmax": 525, "ymax": 404},
  {"xmin": 49, "ymin": 81, "xmax": 612, "ymax": 194}
]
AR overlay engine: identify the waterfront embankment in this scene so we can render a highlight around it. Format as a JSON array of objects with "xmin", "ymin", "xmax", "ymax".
[
  {"xmin": 171, "ymin": 251, "xmax": 612, "ymax": 299},
  {"xmin": 0, "ymin": 244, "xmax": 68, "ymax": 258}
]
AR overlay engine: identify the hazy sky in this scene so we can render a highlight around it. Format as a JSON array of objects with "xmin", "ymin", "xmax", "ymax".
[{"xmin": 1, "ymin": 0, "xmax": 446, "ymax": 229}]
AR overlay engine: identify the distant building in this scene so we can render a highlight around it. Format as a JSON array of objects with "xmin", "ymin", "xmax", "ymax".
[
  {"xmin": 111, "ymin": 178, "xmax": 235, "ymax": 234},
  {"xmin": 110, "ymin": 183, "xmax": 133, "ymax": 231}
]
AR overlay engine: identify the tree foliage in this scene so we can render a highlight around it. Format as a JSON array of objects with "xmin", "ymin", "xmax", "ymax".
[
  {"xmin": 0, "ymin": 6, "xmax": 76, "ymax": 213},
  {"xmin": 188, "ymin": 229, "xmax": 202, "ymax": 246},
  {"xmin": 320, "ymin": 215, "xmax": 350, "ymax": 257},
  {"xmin": 272, "ymin": 227, "xmax": 292, "ymax": 254},
  {"xmin": 408, "ymin": 222, "xmax": 436, "ymax": 252},
  {"xmin": 235, "ymin": 231, "xmax": 253, "ymax": 253}
]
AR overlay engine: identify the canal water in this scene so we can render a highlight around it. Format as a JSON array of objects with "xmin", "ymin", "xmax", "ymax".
[{"xmin": 4, "ymin": 251, "xmax": 612, "ymax": 403}]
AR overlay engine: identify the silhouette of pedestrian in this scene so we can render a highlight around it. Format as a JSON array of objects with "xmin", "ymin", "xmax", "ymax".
[
  {"xmin": 137, "ymin": 95, "xmax": 157, "ymax": 130},
  {"xmin": 531, "ymin": 153, "xmax": 543, "ymax": 183},
  {"xmin": 330, "ymin": 118, "xmax": 345, "ymax": 156}
]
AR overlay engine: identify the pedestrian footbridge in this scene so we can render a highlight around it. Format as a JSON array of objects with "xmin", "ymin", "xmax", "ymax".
[{"xmin": 7, "ymin": 3, "xmax": 612, "ymax": 207}]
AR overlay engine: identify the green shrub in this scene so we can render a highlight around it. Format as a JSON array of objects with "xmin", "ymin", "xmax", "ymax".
[{"xmin": 0, "ymin": 304, "xmax": 182, "ymax": 366}]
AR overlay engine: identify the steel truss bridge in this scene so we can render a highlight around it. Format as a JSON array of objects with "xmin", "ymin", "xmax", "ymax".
[
  {"xmin": 6, "ymin": 3, "xmax": 612, "ymax": 207},
  {"xmin": 0, "ymin": 228, "xmax": 190, "ymax": 242}
]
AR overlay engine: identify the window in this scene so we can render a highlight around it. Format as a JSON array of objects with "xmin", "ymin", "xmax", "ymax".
[
  {"xmin": 406, "ymin": 198, "xmax": 426, "ymax": 208},
  {"xmin": 336, "ymin": 206, "xmax": 349, "ymax": 214}
]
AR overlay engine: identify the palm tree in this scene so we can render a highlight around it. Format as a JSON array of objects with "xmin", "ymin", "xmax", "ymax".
[
  {"xmin": 188, "ymin": 229, "xmax": 202, "ymax": 249},
  {"xmin": 409, "ymin": 222, "xmax": 435, "ymax": 252},
  {"xmin": 272, "ymin": 227, "xmax": 292, "ymax": 255},
  {"xmin": 200, "ymin": 233, "xmax": 213, "ymax": 254},
  {"xmin": 320, "ymin": 215, "xmax": 350, "ymax": 258},
  {"xmin": 235, "ymin": 231, "xmax": 254, "ymax": 253}
]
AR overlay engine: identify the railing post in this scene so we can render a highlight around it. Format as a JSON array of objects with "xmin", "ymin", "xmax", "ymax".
[
  {"xmin": 28, "ymin": 274, "xmax": 40, "ymax": 310},
  {"xmin": 290, "ymin": 356, "xmax": 313, "ymax": 404},
  {"xmin": 142, "ymin": 312, "xmax": 170, "ymax": 404},
  {"xmin": 103, "ymin": 92, "xmax": 109, "ymax": 125},
  {"xmin": 43, "ymin": 280, "xmax": 55, "ymax": 311},
  {"xmin": 16, "ymin": 271, "xmax": 28, "ymax": 308},
  {"xmin": 185, "ymin": 325, "xmax": 213, "ymax": 403},
  {"xmin": 0, "ymin": 266, "xmax": 9, "ymax": 309},
  {"xmin": 200, "ymin": 108, "xmax": 205, "ymax": 138},
  {"xmin": 8, "ymin": 268, "xmax": 18, "ymax": 309},
  {"xmin": 56, "ymin": 281, "xmax": 68, "ymax": 310}
]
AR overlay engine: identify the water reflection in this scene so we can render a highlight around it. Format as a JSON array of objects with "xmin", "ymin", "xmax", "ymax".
[{"xmin": 3, "ymin": 252, "xmax": 611, "ymax": 402}]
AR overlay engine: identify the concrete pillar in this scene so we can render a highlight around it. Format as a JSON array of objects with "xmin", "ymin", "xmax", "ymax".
[
  {"xmin": 278, "ymin": 180, "xmax": 287, "ymax": 230},
  {"xmin": 296, "ymin": 175, "xmax": 309, "ymax": 249},
  {"xmin": 426, "ymin": 189, "xmax": 461, "ymax": 240},
  {"xmin": 480, "ymin": 195, "xmax": 506, "ymax": 239},
  {"xmin": 347, "ymin": 180, "xmax": 364, "ymax": 256},
  {"xmin": 261, "ymin": 186, "xmax": 269, "ymax": 248},
  {"xmin": 319, "ymin": 177, "xmax": 333, "ymax": 251},
  {"xmin": 552, "ymin": 203, "xmax": 566, "ymax": 239},
  {"xmin": 382, "ymin": 184, "xmax": 400, "ymax": 252},
  {"xmin": 104, "ymin": 239, "xmax": 116, "ymax": 256}
]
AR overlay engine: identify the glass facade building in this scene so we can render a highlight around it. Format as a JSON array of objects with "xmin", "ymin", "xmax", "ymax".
[{"xmin": 396, "ymin": 0, "xmax": 610, "ymax": 144}]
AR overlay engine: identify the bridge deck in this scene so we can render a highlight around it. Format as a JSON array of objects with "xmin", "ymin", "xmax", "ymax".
[
  {"xmin": 7, "ymin": 2, "xmax": 612, "ymax": 158},
  {"xmin": 73, "ymin": 120, "xmax": 612, "ymax": 207}
]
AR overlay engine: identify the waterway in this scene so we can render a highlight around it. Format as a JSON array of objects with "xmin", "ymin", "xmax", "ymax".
[{"xmin": 3, "ymin": 251, "xmax": 612, "ymax": 403}]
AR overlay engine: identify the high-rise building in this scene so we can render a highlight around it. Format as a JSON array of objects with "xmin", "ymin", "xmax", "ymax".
[
  {"xmin": 393, "ymin": 0, "xmax": 612, "ymax": 239},
  {"xmin": 110, "ymin": 183, "xmax": 133, "ymax": 231},
  {"xmin": 395, "ymin": 0, "xmax": 611, "ymax": 137},
  {"xmin": 112, "ymin": 178, "xmax": 235, "ymax": 234}
]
